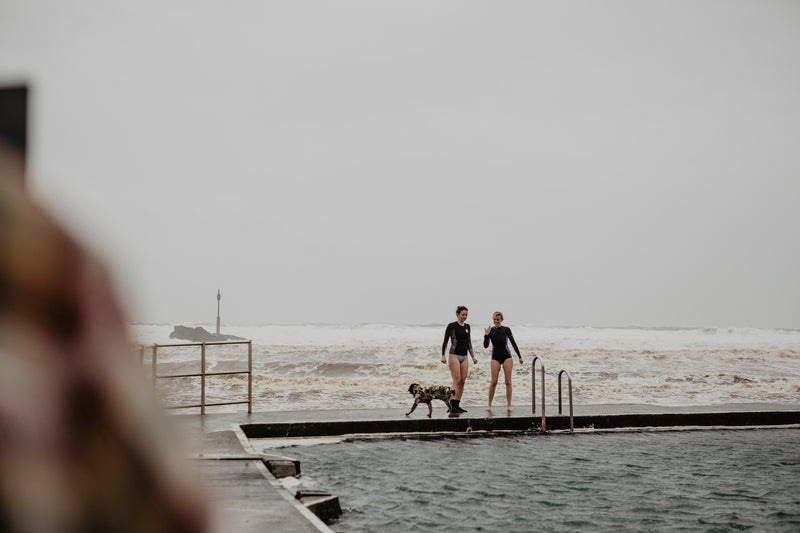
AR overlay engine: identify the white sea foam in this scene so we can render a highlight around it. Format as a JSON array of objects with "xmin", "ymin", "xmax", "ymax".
[
  {"xmin": 131, "ymin": 323, "xmax": 800, "ymax": 351},
  {"xmin": 131, "ymin": 323, "xmax": 800, "ymax": 411}
]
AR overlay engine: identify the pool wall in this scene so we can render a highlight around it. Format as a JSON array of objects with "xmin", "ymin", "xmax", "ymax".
[{"xmin": 241, "ymin": 409, "xmax": 800, "ymax": 438}]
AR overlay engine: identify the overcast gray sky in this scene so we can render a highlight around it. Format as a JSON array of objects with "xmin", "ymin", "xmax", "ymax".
[{"xmin": 1, "ymin": 1, "xmax": 798, "ymax": 328}]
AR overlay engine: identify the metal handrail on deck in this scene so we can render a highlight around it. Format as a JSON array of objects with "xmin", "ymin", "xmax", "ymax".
[
  {"xmin": 138, "ymin": 340, "xmax": 252, "ymax": 414},
  {"xmin": 557, "ymin": 369, "xmax": 574, "ymax": 433},
  {"xmin": 531, "ymin": 355, "xmax": 546, "ymax": 431}
]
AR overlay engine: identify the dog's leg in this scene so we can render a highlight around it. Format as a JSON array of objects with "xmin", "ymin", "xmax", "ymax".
[
  {"xmin": 406, "ymin": 399, "xmax": 420, "ymax": 416},
  {"xmin": 439, "ymin": 398, "xmax": 452, "ymax": 413}
]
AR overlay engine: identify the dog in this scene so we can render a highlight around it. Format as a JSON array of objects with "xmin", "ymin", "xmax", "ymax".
[{"xmin": 406, "ymin": 383, "xmax": 455, "ymax": 417}]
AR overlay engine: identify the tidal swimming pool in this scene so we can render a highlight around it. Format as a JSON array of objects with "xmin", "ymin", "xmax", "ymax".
[{"xmin": 272, "ymin": 428, "xmax": 800, "ymax": 532}]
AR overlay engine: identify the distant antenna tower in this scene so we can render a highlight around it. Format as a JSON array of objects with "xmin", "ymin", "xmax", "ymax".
[{"xmin": 216, "ymin": 289, "xmax": 221, "ymax": 334}]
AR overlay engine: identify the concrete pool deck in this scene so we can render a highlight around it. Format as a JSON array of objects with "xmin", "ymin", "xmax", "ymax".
[{"xmin": 180, "ymin": 402, "xmax": 800, "ymax": 532}]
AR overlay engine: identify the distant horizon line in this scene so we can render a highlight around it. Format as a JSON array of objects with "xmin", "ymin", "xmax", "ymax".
[{"xmin": 127, "ymin": 321, "xmax": 800, "ymax": 332}]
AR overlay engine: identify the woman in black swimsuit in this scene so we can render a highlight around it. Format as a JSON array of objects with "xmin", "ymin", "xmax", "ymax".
[
  {"xmin": 441, "ymin": 306, "xmax": 477, "ymax": 413},
  {"xmin": 483, "ymin": 311, "xmax": 523, "ymax": 411}
]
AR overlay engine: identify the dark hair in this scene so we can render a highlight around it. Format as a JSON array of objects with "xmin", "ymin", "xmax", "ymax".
[{"xmin": 456, "ymin": 306, "xmax": 468, "ymax": 315}]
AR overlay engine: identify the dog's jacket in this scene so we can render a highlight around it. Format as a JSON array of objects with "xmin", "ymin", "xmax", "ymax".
[{"xmin": 410, "ymin": 384, "xmax": 453, "ymax": 403}]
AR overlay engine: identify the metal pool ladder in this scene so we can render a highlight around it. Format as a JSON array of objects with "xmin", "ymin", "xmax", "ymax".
[
  {"xmin": 531, "ymin": 355, "xmax": 546, "ymax": 430},
  {"xmin": 558, "ymin": 369, "xmax": 574, "ymax": 433}
]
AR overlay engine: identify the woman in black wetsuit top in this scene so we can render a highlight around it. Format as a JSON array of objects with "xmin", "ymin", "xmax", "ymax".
[
  {"xmin": 483, "ymin": 311, "xmax": 523, "ymax": 411},
  {"xmin": 441, "ymin": 306, "xmax": 477, "ymax": 414}
]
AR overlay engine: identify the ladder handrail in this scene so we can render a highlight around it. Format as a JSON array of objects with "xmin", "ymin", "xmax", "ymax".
[
  {"xmin": 558, "ymin": 369, "xmax": 574, "ymax": 433},
  {"xmin": 531, "ymin": 355, "xmax": 546, "ymax": 431}
]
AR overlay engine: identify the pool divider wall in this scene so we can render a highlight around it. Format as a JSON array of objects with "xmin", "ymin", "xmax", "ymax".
[
  {"xmin": 260, "ymin": 453, "xmax": 343, "ymax": 524},
  {"xmin": 262, "ymin": 454, "xmax": 301, "ymax": 478},
  {"xmin": 576, "ymin": 410, "xmax": 800, "ymax": 431},
  {"xmin": 294, "ymin": 491, "xmax": 343, "ymax": 524},
  {"xmin": 241, "ymin": 410, "xmax": 800, "ymax": 439},
  {"xmin": 243, "ymin": 416, "xmax": 541, "ymax": 439}
]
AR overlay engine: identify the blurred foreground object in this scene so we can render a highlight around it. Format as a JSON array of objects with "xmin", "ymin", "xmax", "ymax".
[{"xmin": 0, "ymin": 138, "xmax": 209, "ymax": 531}]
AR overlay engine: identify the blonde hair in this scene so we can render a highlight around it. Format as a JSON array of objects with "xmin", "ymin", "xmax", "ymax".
[{"xmin": 493, "ymin": 311, "xmax": 504, "ymax": 320}]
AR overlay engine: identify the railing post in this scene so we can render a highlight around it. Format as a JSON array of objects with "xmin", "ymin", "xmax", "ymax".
[
  {"xmin": 247, "ymin": 340, "xmax": 253, "ymax": 414},
  {"xmin": 531, "ymin": 356, "xmax": 546, "ymax": 431},
  {"xmin": 558, "ymin": 369, "xmax": 574, "ymax": 433},
  {"xmin": 531, "ymin": 355, "xmax": 538, "ymax": 413},
  {"xmin": 201, "ymin": 342, "xmax": 206, "ymax": 415},
  {"xmin": 152, "ymin": 344, "xmax": 158, "ymax": 393}
]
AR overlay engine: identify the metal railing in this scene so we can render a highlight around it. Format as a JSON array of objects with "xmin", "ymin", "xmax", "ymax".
[
  {"xmin": 531, "ymin": 355, "xmax": 546, "ymax": 431},
  {"xmin": 139, "ymin": 340, "xmax": 252, "ymax": 414},
  {"xmin": 558, "ymin": 369, "xmax": 574, "ymax": 433}
]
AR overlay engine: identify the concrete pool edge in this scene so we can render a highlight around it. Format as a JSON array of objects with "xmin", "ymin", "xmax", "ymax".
[
  {"xmin": 240, "ymin": 409, "xmax": 800, "ymax": 438},
  {"xmin": 175, "ymin": 404, "xmax": 800, "ymax": 531}
]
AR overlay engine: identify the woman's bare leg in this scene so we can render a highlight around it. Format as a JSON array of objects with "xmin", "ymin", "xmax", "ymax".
[
  {"xmin": 503, "ymin": 358, "xmax": 514, "ymax": 410},
  {"xmin": 458, "ymin": 357, "xmax": 469, "ymax": 400},
  {"xmin": 487, "ymin": 359, "xmax": 501, "ymax": 410},
  {"xmin": 448, "ymin": 355, "xmax": 466, "ymax": 399}
]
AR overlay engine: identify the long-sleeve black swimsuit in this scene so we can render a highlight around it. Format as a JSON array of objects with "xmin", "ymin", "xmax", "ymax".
[
  {"xmin": 442, "ymin": 321, "xmax": 474, "ymax": 357},
  {"xmin": 483, "ymin": 325, "xmax": 521, "ymax": 363}
]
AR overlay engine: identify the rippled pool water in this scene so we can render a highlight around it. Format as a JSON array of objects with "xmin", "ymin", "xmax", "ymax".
[{"xmin": 275, "ymin": 428, "xmax": 800, "ymax": 532}]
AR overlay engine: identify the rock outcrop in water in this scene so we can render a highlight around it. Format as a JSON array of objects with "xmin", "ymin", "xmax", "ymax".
[{"xmin": 169, "ymin": 325, "xmax": 246, "ymax": 343}]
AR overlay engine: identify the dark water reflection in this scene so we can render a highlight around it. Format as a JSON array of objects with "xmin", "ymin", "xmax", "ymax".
[{"xmin": 279, "ymin": 428, "xmax": 800, "ymax": 532}]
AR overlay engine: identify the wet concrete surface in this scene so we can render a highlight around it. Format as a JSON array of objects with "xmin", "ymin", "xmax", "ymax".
[{"xmin": 180, "ymin": 402, "xmax": 800, "ymax": 532}]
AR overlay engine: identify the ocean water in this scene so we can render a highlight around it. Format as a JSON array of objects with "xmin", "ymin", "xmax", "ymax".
[
  {"xmin": 274, "ymin": 428, "xmax": 800, "ymax": 532},
  {"xmin": 130, "ymin": 323, "xmax": 800, "ymax": 412}
]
